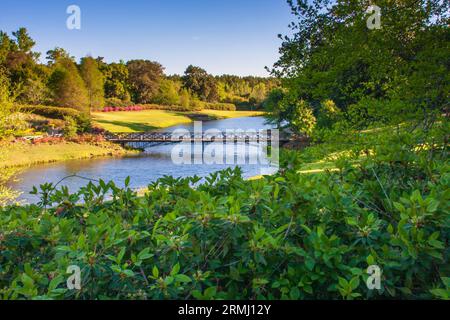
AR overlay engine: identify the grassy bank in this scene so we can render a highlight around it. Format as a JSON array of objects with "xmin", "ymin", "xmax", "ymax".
[
  {"xmin": 0, "ymin": 141, "xmax": 134, "ymax": 169},
  {"xmin": 92, "ymin": 109, "xmax": 264, "ymax": 132}
]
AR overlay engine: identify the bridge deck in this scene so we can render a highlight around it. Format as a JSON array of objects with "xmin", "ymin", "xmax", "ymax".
[{"xmin": 104, "ymin": 130, "xmax": 290, "ymax": 143}]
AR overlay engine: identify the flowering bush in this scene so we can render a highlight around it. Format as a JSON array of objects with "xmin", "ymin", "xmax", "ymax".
[
  {"xmin": 102, "ymin": 106, "xmax": 144, "ymax": 112},
  {"xmin": 31, "ymin": 136, "xmax": 64, "ymax": 145}
]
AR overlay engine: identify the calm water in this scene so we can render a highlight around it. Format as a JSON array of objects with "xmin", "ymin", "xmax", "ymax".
[{"xmin": 10, "ymin": 117, "xmax": 275, "ymax": 204}]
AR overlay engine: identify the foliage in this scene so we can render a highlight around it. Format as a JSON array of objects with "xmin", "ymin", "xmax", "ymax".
[
  {"xmin": 47, "ymin": 58, "xmax": 89, "ymax": 114},
  {"xmin": 80, "ymin": 57, "xmax": 105, "ymax": 110},
  {"xmin": 100, "ymin": 61, "xmax": 131, "ymax": 102},
  {"xmin": 0, "ymin": 68, "xmax": 20, "ymax": 205},
  {"xmin": 152, "ymin": 79, "xmax": 180, "ymax": 106},
  {"xmin": 127, "ymin": 60, "xmax": 164, "ymax": 104},
  {"xmin": 18, "ymin": 105, "xmax": 90, "ymax": 132},
  {"xmin": 0, "ymin": 123, "xmax": 448, "ymax": 300},
  {"xmin": 182, "ymin": 65, "xmax": 218, "ymax": 103},
  {"xmin": 268, "ymin": 0, "xmax": 449, "ymax": 134},
  {"xmin": 18, "ymin": 104, "xmax": 80, "ymax": 121},
  {"xmin": 62, "ymin": 116, "xmax": 78, "ymax": 139}
]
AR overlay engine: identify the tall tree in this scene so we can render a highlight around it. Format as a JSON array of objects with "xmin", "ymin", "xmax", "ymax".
[
  {"xmin": 80, "ymin": 56, "xmax": 105, "ymax": 110},
  {"xmin": 47, "ymin": 58, "xmax": 89, "ymax": 113},
  {"xmin": 182, "ymin": 65, "xmax": 218, "ymax": 102},
  {"xmin": 270, "ymin": 0, "xmax": 450, "ymax": 128},
  {"xmin": 127, "ymin": 60, "xmax": 164, "ymax": 103},
  {"xmin": 99, "ymin": 60, "xmax": 131, "ymax": 102},
  {"xmin": 0, "ymin": 28, "xmax": 40, "ymax": 101},
  {"xmin": 153, "ymin": 79, "xmax": 179, "ymax": 105},
  {"xmin": 46, "ymin": 47, "xmax": 72, "ymax": 66}
]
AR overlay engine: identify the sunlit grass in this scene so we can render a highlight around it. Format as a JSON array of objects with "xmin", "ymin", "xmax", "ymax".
[
  {"xmin": 0, "ymin": 141, "xmax": 132, "ymax": 168},
  {"xmin": 199, "ymin": 110, "xmax": 265, "ymax": 119},
  {"xmin": 92, "ymin": 109, "xmax": 265, "ymax": 132}
]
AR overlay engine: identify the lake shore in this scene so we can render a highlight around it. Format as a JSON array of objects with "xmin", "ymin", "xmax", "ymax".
[
  {"xmin": 0, "ymin": 140, "xmax": 136, "ymax": 169},
  {"xmin": 1, "ymin": 110, "xmax": 265, "ymax": 169}
]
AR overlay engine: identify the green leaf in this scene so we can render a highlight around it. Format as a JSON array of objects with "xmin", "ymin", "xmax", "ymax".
[
  {"xmin": 290, "ymin": 287, "xmax": 300, "ymax": 299},
  {"xmin": 152, "ymin": 266, "xmax": 159, "ymax": 278},
  {"xmin": 204, "ymin": 286, "xmax": 217, "ymax": 299},
  {"xmin": 175, "ymin": 274, "xmax": 192, "ymax": 283},
  {"xmin": 117, "ymin": 247, "xmax": 126, "ymax": 263},
  {"xmin": 350, "ymin": 277, "xmax": 360, "ymax": 290},
  {"xmin": 170, "ymin": 263, "xmax": 180, "ymax": 276},
  {"xmin": 338, "ymin": 277, "xmax": 348, "ymax": 288},
  {"xmin": 426, "ymin": 199, "xmax": 439, "ymax": 212},
  {"xmin": 428, "ymin": 239, "xmax": 445, "ymax": 249},
  {"xmin": 305, "ymin": 257, "xmax": 315, "ymax": 271},
  {"xmin": 393, "ymin": 202, "xmax": 405, "ymax": 212},
  {"xmin": 22, "ymin": 274, "xmax": 35, "ymax": 289}
]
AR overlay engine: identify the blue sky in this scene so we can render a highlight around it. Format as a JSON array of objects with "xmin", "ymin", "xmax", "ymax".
[{"xmin": 0, "ymin": 0, "xmax": 293, "ymax": 76}]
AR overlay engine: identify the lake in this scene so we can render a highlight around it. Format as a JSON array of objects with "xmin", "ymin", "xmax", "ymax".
[{"xmin": 10, "ymin": 116, "xmax": 276, "ymax": 204}]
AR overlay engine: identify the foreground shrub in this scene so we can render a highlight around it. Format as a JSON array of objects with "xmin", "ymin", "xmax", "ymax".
[{"xmin": 0, "ymin": 129, "xmax": 447, "ymax": 299}]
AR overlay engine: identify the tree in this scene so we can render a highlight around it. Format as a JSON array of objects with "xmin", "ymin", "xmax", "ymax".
[
  {"xmin": 249, "ymin": 82, "xmax": 267, "ymax": 106},
  {"xmin": 80, "ymin": 56, "xmax": 105, "ymax": 110},
  {"xmin": 0, "ymin": 68, "xmax": 19, "ymax": 205},
  {"xmin": 153, "ymin": 79, "xmax": 179, "ymax": 105},
  {"xmin": 270, "ymin": 0, "xmax": 450, "ymax": 130},
  {"xmin": 127, "ymin": 60, "xmax": 164, "ymax": 103},
  {"xmin": 0, "ymin": 67, "xmax": 13, "ymax": 136},
  {"xmin": 47, "ymin": 58, "xmax": 89, "ymax": 113},
  {"xmin": 263, "ymin": 88, "xmax": 285, "ymax": 128},
  {"xmin": 46, "ymin": 47, "xmax": 72, "ymax": 66},
  {"xmin": 1, "ymin": 28, "xmax": 40, "ymax": 102},
  {"xmin": 99, "ymin": 60, "xmax": 131, "ymax": 102},
  {"xmin": 179, "ymin": 88, "xmax": 191, "ymax": 109},
  {"xmin": 182, "ymin": 65, "xmax": 218, "ymax": 102}
]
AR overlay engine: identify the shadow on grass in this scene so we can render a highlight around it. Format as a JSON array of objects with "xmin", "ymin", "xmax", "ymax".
[
  {"xmin": 95, "ymin": 120, "xmax": 157, "ymax": 132},
  {"xmin": 173, "ymin": 112, "xmax": 218, "ymax": 121}
]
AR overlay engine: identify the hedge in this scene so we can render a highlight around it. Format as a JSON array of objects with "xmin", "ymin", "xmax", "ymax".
[{"xmin": 18, "ymin": 105, "xmax": 81, "ymax": 120}]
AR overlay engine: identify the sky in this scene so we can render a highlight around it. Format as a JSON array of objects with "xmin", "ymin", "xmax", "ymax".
[{"xmin": 0, "ymin": 0, "xmax": 293, "ymax": 76}]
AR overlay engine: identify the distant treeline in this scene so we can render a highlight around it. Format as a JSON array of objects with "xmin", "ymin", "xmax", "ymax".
[{"xmin": 0, "ymin": 28, "xmax": 278, "ymax": 114}]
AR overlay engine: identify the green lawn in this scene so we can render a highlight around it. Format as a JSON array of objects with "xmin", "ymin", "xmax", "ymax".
[{"xmin": 92, "ymin": 109, "xmax": 265, "ymax": 132}]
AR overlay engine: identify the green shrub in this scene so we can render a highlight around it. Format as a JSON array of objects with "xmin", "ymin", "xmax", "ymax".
[
  {"xmin": 62, "ymin": 116, "xmax": 78, "ymax": 138},
  {"xmin": 17, "ymin": 105, "xmax": 91, "ymax": 132},
  {"xmin": 203, "ymin": 102, "xmax": 236, "ymax": 111},
  {"xmin": 18, "ymin": 105, "xmax": 81, "ymax": 121},
  {"xmin": 105, "ymin": 98, "xmax": 132, "ymax": 108},
  {"xmin": 0, "ymin": 124, "xmax": 447, "ymax": 300}
]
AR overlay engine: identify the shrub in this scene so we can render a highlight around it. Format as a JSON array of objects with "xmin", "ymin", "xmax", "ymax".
[
  {"xmin": 104, "ymin": 98, "xmax": 132, "ymax": 108},
  {"xmin": 203, "ymin": 102, "xmax": 236, "ymax": 111},
  {"xmin": 18, "ymin": 105, "xmax": 92, "ymax": 132},
  {"xmin": 63, "ymin": 116, "xmax": 78, "ymax": 139},
  {"xmin": 0, "ymin": 124, "xmax": 447, "ymax": 300}
]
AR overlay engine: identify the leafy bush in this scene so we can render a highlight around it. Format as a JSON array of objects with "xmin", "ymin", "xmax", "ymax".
[
  {"xmin": 0, "ymin": 125, "xmax": 448, "ymax": 300},
  {"xmin": 62, "ymin": 116, "xmax": 78, "ymax": 139},
  {"xmin": 18, "ymin": 105, "xmax": 92, "ymax": 133},
  {"xmin": 18, "ymin": 105, "xmax": 81, "ymax": 120},
  {"xmin": 203, "ymin": 102, "xmax": 236, "ymax": 111},
  {"xmin": 104, "ymin": 98, "xmax": 133, "ymax": 108}
]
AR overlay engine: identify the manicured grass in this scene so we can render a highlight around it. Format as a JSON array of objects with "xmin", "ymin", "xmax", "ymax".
[
  {"xmin": 199, "ymin": 110, "xmax": 265, "ymax": 119},
  {"xmin": 92, "ymin": 109, "xmax": 265, "ymax": 132},
  {"xmin": 0, "ymin": 141, "xmax": 133, "ymax": 168}
]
